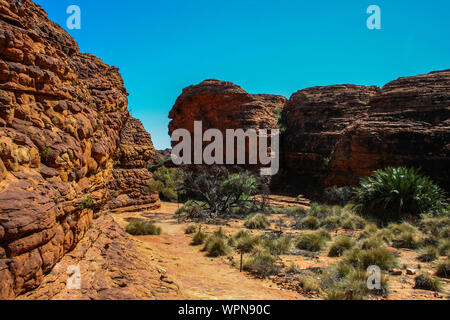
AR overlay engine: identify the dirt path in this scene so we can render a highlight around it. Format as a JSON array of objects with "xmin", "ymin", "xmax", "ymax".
[{"xmin": 113, "ymin": 202, "xmax": 307, "ymax": 300}]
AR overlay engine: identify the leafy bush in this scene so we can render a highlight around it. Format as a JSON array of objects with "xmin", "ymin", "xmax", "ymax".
[
  {"xmin": 328, "ymin": 236, "xmax": 356, "ymax": 257},
  {"xmin": 148, "ymin": 166, "xmax": 185, "ymax": 202},
  {"xmin": 245, "ymin": 213, "xmax": 269, "ymax": 230},
  {"xmin": 183, "ymin": 166, "xmax": 261, "ymax": 218},
  {"xmin": 295, "ymin": 230, "xmax": 330, "ymax": 252},
  {"xmin": 435, "ymin": 259, "xmax": 450, "ymax": 279},
  {"xmin": 414, "ymin": 273, "xmax": 442, "ymax": 292},
  {"xmin": 353, "ymin": 167, "xmax": 448, "ymax": 222},
  {"xmin": 262, "ymin": 236, "xmax": 291, "ymax": 255},
  {"xmin": 125, "ymin": 220, "xmax": 162, "ymax": 235}
]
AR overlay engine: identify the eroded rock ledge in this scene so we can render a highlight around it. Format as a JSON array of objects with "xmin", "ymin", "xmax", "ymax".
[{"xmin": 0, "ymin": 0, "xmax": 160, "ymax": 299}]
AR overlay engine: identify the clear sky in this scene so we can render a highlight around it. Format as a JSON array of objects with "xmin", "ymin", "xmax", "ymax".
[{"xmin": 35, "ymin": 0, "xmax": 450, "ymax": 149}]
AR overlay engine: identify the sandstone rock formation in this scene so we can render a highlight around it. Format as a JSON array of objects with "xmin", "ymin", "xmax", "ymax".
[
  {"xmin": 170, "ymin": 72, "xmax": 450, "ymax": 195},
  {"xmin": 18, "ymin": 214, "xmax": 178, "ymax": 300},
  {"xmin": 282, "ymin": 70, "xmax": 450, "ymax": 194},
  {"xmin": 0, "ymin": 0, "xmax": 159, "ymax": 299},
  {"xmin": 168, "ymin": 79, "xmax": 286, "ymax": 169}
]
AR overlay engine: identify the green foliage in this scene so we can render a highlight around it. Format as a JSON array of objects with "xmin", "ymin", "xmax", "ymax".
[
  {"xmin": 243, "ymin": 250, "xmax": 280, "ymax": 276},
  {"xmin": 352, "ymin": 167, "xmax": 448, "ymax": 222},
  {"xmin": 79, "ymin": 196, "xmax": 94, "ymax": 209},
  {"xmin": 262, "ymin": 236, "xmax": 291, "ymax": 255},
  {"xmin": 203, "ymin": 231, "xmax": 232, "ymax": 257},
  {"xmin": 41, "ymin": 147, "xmax": 52, "ymax": 161},
  {"xmin": 231, "ymin": 230, "xmax": 260, "ymax": 253},
  {"xmin": 414, "ymin": 273, "xmax": 442, "ymax": 292},
  {"xmin": 295, "ymin": 230, "xmax": 330, "ymax": 252},
  {"xmin": 244, "ymin": 213, "xmax": 269, "ymax": 230},
  {"xmin": 183, "ymin": 166, "xmax": 261, "ymax": 218},
  {"xmin": 192, "ymin": 231, "xmax": 207, "ymax": 245},
  {"xmin": 296, "ymin": 215, "xmax": 320, "ymax": 230},
  {"xmin": 341, "ymin": 247, "xmax": 397, "ymax": 271},
  {"xmin": 148, "ymin": 166, "xmax": 185, "ymax": 202},
  {"xmin": 328, "ymin": 236, "xmax": 356, "ymax": 257},
  {"xmin": 125, "ymin": 220, "xmax": 162, "ymax": 235}
]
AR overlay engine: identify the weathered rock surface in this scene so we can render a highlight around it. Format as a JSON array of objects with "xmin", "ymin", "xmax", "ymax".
[
  {"xmin": 169, "ymin": 72, "xmax": 450, "ymax": 195},
  {"xmin": 17, "ymin": 214, "xmax": 178, "ymax": 300},
  {"xmin": 169, "ymin": 79, "xmax": 286, "ymax": 169},
  {"xmin": 0, "ymin": 0, "xmax": 159, "ymax": 299},
  {"xmin": 282, "ymin": 70, "xmax": 450, "ymax": 194}
]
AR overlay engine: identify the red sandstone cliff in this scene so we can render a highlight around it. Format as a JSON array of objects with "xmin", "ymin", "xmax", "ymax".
[{"xmin": 0, "ymin": 0, "xmax": 159, "ymax": 298}]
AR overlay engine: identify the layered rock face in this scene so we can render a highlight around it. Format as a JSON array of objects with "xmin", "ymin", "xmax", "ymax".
[
  {"xmin": 168, "ymin": 79, "xmax": 286, "ymax": 169},
  {"xmin": 0, "ymin": 0, "xmax": 159, "ymax": 299},
  {"xmin": 282, "ymin": 70, "xmax": 450, "ymax": 194},
  {"xmin": 108, "ymin": 117, "xmax": 160, "ymax": 210}
]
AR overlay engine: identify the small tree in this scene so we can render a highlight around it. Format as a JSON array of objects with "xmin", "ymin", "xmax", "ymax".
[
  {"xmin": 148, "ymin": 166, "xmax": 185, "ymax": 202},
  {"xmin": 182, "ymin": 166, "xmax": 261, "ymax": 218}
]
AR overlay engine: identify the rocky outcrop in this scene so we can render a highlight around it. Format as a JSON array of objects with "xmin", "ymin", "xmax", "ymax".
[
  {"xmin": 17, "ymin": 215, "xmax": 178, "ymax": 300},
  {"xmin": 0, "ymin": 0, "xmax": 159, "ymax": 299},
  {"xmin": 169, "ymin": 71, "xmax": 450, "ymax": 195},
  {"xmin": 108, "ymin": 117, "xmax": 160, "ymax": 210},
  {"xmin": 168, "ymin": 79, "xmax": 286, "ymax": 169},
  {"xmin": 282, "ymin": 70, "xmax": 450, "ymax": 194}
]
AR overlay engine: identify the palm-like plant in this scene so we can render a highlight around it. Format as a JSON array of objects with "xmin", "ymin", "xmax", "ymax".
[{"xmin": 352, "ymin": 167, "xmax": 448, "ymax": 222}]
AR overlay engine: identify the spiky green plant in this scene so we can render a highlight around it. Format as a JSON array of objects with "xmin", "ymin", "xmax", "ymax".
[{"xmin": 352, "ymin": 167, "xmax": 448, "ymax": 222}]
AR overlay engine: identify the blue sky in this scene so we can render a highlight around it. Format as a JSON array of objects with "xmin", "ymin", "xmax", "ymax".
[{"xmin": 35, "ymin": 0, "xmax": 450, "ymax": 149}]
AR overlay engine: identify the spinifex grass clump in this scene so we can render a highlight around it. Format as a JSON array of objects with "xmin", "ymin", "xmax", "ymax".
[
  {"xmin": 245, "ymin": 213, "xmax": 270, "ymax": 230},
  {"xmin": 231, "ymin": 230, "xmax": 260, "ymax": 253},
  {"xmin": 414, "ymin": 273, "xmax": 442, "ymax": 292},
  {"xmin": 328, "ymin": 236, "xmax": 356, "ymax": 257},
  {"xmin": 243, "ymin": 250, "xmax": 280, "ymax": 276},
  {"xmin": 202, "ymin": 228, "xmax": 231, "ymax": 257},
  {"xmin": 192, "ymin": 230, "xmax": 207, "ymax": 245},
  {"xmin": 352, "ymin": 167, "xmax": 448, "ymax": 222},
  {"xmin": 262, "ymin": 236, "xmax": 291, "ymax": 255},
  {"xmin": 125, "ymin": 220, "xmax": 162, "ymax": 235},
  {"xmin": 295, "ymin": 230, "xmax": 331, "ymax": 252},
  {"xmin": 435, "ymin": 259, "xmax": 450, "ymax": 279},
  {"xmin": 342, "ymin": 247, "xmax": 397, "ymax": 271}
]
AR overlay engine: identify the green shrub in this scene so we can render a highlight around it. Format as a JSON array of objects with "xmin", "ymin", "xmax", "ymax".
[
  {"xmin": 353, "ymin": 167, "xmax": 448, "ymax": 222},
  {"xmin": 418, "ymin": 246, "xmax": 439, "ymax": 262},
  {"xmin": 125, "ymin": 220, "xmax": 162, "ymax": 235},
  {"xmin": 342, "ymin": 247, "xmax": 397, "ymax": 271},
  {"xmin": 243, "ymin": 251, "xmax": 280, "ymax": 276},
  {"xmin": 245, "ymin": 213, "xmax": 269, "ymax": 229},
  {"xmin": 414, "ymin": 273, "xmax": 442, "ymax": 292},
  {"xmin": 295, "ymin": 230, "xmax": 330, "ymax": 252},
  {"xmin": 185, "ymin": 224, "xmax": 197, "ymax": 234},
  {"xmin": 232, "ymin": 230, "xmax": 260, "ymax": 253},
  {"xmin": 328, "ymin": 236, "xmax": 356, "ymax": 257},
  {"xmin": 297, "ymin": 215, "xmax": 320, "ymax": 230},
  {"xmin": 203, "ymin": 234, "xmax": 231, "ymax": 257},
  {"xmin": 192, "ymin": 231, "xmax": 208, "ymax": 245},
  {"xmin": 149, "ymin": 166, "xmax": 185, "ymax": 202},
  {"xmin": 435, "ymin": 259, "xmax": 450, "ymax": 279},
  {"xmin": 262, "ymin": 236, "xmax": 291, "ymax": 255}
]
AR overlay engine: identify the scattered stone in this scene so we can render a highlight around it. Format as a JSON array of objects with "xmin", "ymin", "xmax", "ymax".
[{"xmin": 407, "ymin": 268, "xmax": 417, "ymax": 275}]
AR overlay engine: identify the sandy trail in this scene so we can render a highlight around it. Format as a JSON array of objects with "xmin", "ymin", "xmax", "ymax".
[{"xmin": 113, "ymin": 202, "xmax": 306, "ymax": 300}]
